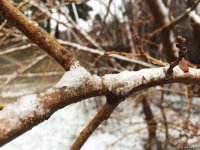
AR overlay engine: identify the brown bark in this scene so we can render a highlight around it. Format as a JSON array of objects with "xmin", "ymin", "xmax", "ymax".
[
  {"xmin": 0, "ymin": 76, "xmax": 104, "ymax": 146},
  {"xmin": 0, "ymin": 0, "xmax": 76, "ymax": 71},
  {"xmin": 70, "ymin": 94, "xmax": 123, "ymax": 150},
  {"xmin": 0, "ymin": 66, "xmax": 200, "ymax": 146}
]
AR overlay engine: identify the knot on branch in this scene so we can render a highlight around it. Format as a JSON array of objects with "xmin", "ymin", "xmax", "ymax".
[{"xmin": 167, "ymin": 35, "xmax": 189, "ymax": 75}]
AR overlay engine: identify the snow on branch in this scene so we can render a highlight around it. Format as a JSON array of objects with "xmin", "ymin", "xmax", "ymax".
[
  {"xmin": 1, "ymin": 65, "xmax": 200, "ymax": 146},
  {"xmin": 189, "ymin": 10, "xmax": 200, "ymax": 24}
]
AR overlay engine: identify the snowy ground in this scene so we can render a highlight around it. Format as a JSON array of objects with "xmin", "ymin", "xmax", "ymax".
[{"xmin": 0, "ymin": 98, "xmax": 146, "ymax": 150}]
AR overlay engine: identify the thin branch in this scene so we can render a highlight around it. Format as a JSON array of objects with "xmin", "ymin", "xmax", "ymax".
[
  {"xmin": 62, "ymin": 11, "xmax": 104, "ymax": 50},
  {"xmin": 70, "ymin": 94, "xmax": 123, "ymax": 150},
  {"xmin": 0, "ymin": 71, "xmax": 63, "ymax": 79},
  {"xmin": 0, "ymin": 44, "xmax": 34, "ymax": 56},
  {"xmin": 0, "ymin": 54, "xmax": 47, "ymax": 91},
  {"xmin": 58, "ymin": 39, "xmax": 156, "ymax": 68},
  {"xmin": 105, "ymin": 50, "xmax": 167, "ymax": 67}
]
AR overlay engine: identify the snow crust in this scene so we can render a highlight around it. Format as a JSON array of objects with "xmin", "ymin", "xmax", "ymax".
[
  {"xmin": 103, "ymin": 67, "xmax": 166, "ymax": 95},
  {"xmin": 0, "ymin": 94, "xmax": 44, "ymax": 135},
  {"xmin": 173, "ymin": 66, "xmax": 200, "ymax": 76},
  {"xmin": 55, "ymin": 62, "xmax": 91, "ymax": 88},
  {"xmin": 55, "ymin": 63, "xmax": 101, "ymax": 92}
]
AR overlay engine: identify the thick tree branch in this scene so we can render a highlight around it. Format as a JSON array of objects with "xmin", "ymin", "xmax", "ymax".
[
  {"xmin": 0, "ymin": 66, "xmax": 104, "ymax": 146},
  {"xmin": 0, "ymin": 65, "xmax": 200, "ymax": 146},
  {"xmin": 0, "ymin": 0, "xmax": 76, "ymax": 70}
]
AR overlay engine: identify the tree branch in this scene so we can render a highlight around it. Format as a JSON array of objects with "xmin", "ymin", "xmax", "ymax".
[
  {"xmin": 70, "ymin": 94, "xmax": 123, "ymax": 150},
  {"xmin": 0, "ymin": 0, "xmax": 76, "ymax": 70},
  {"xmin": 0, "ymin": 65, "xmax": 200, "ymax": 146}
]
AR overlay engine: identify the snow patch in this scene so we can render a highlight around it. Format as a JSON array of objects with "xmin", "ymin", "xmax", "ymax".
[
  {"xmin": 189, "ymin": 11, "xmax": 200, "ymax": 24},
  {"xmin": 174, "ymin": 66, "xmax": 200, "ymax": 76},
  {"xmin": 173, "ymin": 66, "xmax": 185, "ymax": 75},
  {"xmin": 0, "ymin": 94, "xmax": 44, "ymax": 135},
  {"xmin": 54, "ymin": 64, "xmax": 102, "ymax": 92},
  {"xmin": 103, "ymin": 67, "xmax": 166, "ymax": 95},
  {"xmin": 55, "ymin": 66, "xmax": 91, "ymax": 88}
]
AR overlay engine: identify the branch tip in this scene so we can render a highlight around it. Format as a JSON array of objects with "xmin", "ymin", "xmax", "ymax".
[{"xmin": 167, "ymin": 35, "xmax": 189, "ymax": 75}]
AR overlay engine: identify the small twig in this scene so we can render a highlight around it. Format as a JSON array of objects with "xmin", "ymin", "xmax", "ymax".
[
  {"xmin": 58, "ymin": 39, "xmax": 155, "ymax": 68},
  {"xmin": 105, "ymin": 51, "xmax": 167, "ymax": 67},
  {"xmin": 0, "ymin": 54, "xmax": 47, "ymax": 91},
  {"xmin": 0, "ymin": 44, "xmax": 34, "ymax": 56},
  {"xmin": 70, "ymin": 94, "xmax": 123, "ymax": 150},
  {"xmin": 135, "ymin": 35, "xmax": 168, "ymax": 67},
  {"xmin": 97, "ymin": 0, "xmax": 113, "ymax": 38},
  {"xmin": 105, "ymin": 35, "xmax": 167, "ymax": 67},
  {"xmin": 0, "ymin": 71, "xmax": 63, "ymax": 79},
  {"xmin": 166, "ymin": 36, "xmax": 188, "ymax": 75}
]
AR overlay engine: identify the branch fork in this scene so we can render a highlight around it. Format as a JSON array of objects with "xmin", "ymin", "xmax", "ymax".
[{"xmin": 167, "ymin": 36, "xmax": 189, "ymax": 75}]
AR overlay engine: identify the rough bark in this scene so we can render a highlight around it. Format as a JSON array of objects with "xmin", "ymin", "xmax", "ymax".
[
  {"xmin": 0, "ymin": 0, "xmax": 76, "ymax": 70},
  {"xmin": 0, "ymin": 65, "xmax": 200, "ymax": 146}
]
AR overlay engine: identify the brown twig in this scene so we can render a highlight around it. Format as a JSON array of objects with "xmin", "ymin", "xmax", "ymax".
[
  {"xmin": 58, "ymin": 39, "xmax": 155, "ymax": 68},
  {"xmin": 0, "ymin": 54, "xmax": 47, "ymax": 91},
  {"xmin": 105, "ymin": 51, "xmax": 167, "ymax": 67},
  {"xmin": 167, "ymin": 36, "xmax": 188, "ymax": 75},
  {"xmin": 70, "ymin": 94, "xmax": 123, "ymax": 150},
  {"xmin": 105, "ymin": 35, "xmax": 167, "ymax": 66}
]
